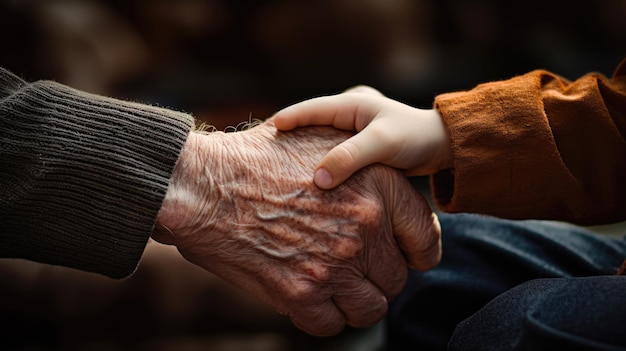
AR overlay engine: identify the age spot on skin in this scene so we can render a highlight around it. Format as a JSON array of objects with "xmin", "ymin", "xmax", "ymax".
[
  {"xmin": 299, "ymin": 260, "xmax": 329, "ymax": 281},
  {"xmin": 332, "ymin": 234, "xmax": 363, "ymax": 260}
]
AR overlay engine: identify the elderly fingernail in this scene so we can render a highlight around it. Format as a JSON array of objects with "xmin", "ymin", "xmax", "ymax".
[{"xmin": 314, "ymin": 168, "xmax": 333, "ymax": 188}]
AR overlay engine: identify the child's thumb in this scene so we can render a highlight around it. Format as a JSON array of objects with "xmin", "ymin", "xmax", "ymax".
[{"xmin": 313, "ymin": 136, "xmax": 385, "ymax": 189}]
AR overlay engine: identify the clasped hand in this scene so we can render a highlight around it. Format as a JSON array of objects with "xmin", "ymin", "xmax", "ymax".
[{"xmin": 153, "ymin": 118, "xmax": 441, "ymax": 336}]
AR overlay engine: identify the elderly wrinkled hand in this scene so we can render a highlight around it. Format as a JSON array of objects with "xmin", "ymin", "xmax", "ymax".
[{"xmin": 152, "ymin": 118, "xmax": 441, "ymax": 336}]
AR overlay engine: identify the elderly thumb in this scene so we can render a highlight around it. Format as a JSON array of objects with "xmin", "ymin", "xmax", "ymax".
[{"xmin": 392, "ymin": 189, "xmax": 442, "ymax": 271}]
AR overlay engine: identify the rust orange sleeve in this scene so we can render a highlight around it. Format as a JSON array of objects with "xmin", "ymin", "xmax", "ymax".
[{"xmin": 431, "ymin": 59, "xmax": 626, "ymax": 225}]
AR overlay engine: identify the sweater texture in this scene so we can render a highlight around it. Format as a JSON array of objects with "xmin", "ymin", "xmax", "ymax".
[{"xmin": 0, "ymin": 67, "xmax": 195, "ymax": 278}]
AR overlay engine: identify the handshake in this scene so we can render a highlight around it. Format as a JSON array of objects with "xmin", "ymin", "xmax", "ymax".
[
  {"xmin": 153, "ymin": 116, "xmax": 442, "ymax": 336},
  {"xmin": 0, "ymin": 65, "xmax": 445, "ymax": 338}
]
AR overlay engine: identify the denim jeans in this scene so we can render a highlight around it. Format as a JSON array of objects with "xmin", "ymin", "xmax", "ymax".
[{"xmin": 385, "ymin": 212, "xmax": 626, "ymax": 350}]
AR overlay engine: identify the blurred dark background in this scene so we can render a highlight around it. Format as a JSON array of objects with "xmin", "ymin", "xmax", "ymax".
[
  {"xmin": 2, "ymin": 0, "xmax": 625, "ymax": 128},
  {"xmin": 1, "ymin": 0, "xmax": 625, "ymax": 350}
]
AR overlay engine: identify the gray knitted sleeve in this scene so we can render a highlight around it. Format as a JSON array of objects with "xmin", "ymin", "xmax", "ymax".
[{"xmin": 0, "ymin": 67, "xmax": 195, "ymax": 278}]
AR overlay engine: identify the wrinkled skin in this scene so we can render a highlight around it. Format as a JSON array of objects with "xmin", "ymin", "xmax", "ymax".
[{"xmin": 152, "ymin": 118, "xmax": 441, "ymax": 336}]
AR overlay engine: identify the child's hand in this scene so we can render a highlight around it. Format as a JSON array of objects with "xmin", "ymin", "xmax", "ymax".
[{"xmin": 274, "ymin": 86, "xmax": 453, "ymax": 189}]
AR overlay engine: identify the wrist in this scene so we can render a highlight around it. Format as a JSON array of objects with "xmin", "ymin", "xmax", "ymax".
[
  {"xmin": 429, "ymin": 108, "xmax": 454, "ymax": 171},
  {"xmin": 153, "ymin": 131, "xmax": 220, "ymax": 246}
]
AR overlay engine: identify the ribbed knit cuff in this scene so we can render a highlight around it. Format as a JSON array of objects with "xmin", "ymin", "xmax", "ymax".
[{"xmin": 0, "ymin": 68, "xmax": 195, "ymax": 278}]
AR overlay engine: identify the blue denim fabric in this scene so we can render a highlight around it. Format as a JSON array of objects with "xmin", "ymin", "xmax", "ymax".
[{"xmin": 385, "ymin": 212, "xmax": 626, "ymax": 351}]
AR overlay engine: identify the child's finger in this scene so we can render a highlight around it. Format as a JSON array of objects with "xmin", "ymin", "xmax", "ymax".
[
  {"xmin": 343, "ymin": 85, "xmax": 385, "ymax": 96},
  {"xmin": 273, "ymin": 95, "xmax": 380, "ymax": 132},
  {"xmin": 273, "ymin": 96, "xmax": 357, "ymax": 131}
]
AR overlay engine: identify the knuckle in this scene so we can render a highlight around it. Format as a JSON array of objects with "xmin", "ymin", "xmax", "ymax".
[
  {"xmin": 283, "ymin": 284, "xmax": 315, "ymax": 304},
  {"xmin": 330, "ymin": 142, "xmax": 360, "ymax": 170}
]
